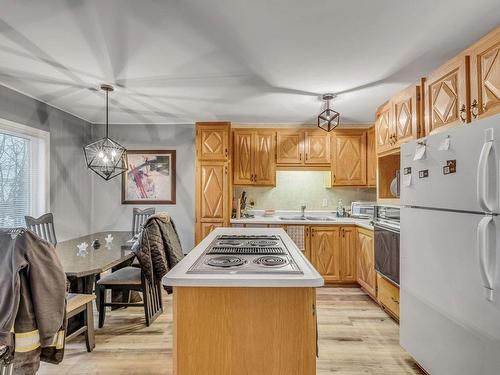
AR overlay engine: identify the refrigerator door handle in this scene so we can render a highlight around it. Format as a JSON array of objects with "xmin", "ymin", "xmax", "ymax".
[
  {"xmin": 476, "ymin": 129, "xmax": 495, "ymax": 213},
  {"xmin": 477, "ymin": 216, "xmax": 495, "ymax": 301}
]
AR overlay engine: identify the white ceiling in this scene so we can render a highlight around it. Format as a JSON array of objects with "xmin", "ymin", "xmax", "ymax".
[{"xmin": 0, "ymin": 0, "xmax": 499, "ymax": 125}]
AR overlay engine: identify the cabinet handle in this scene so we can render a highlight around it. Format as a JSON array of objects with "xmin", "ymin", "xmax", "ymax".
[
  {"xmin": 471, "ymin": 99, "xmax": 479, "ymax": 119},
  {"xmin": 225, "ymin": 165, "xmax": 228, "ymax": 175},
  {"xmin": 459, "ymin": 104, "xmax": 467, "ymax": 123},
  {"xmin": 254, "ymin": 174, "xmax": 257, "ymax": 182},
  {"xmin": 225, "ymin": 148, "xmax": 228, "ymax": 158},
  {"xmin": 305, "ymin": 153, "xmax": 308, "ymax": 160},
  {"xmin": 299, "ymin": 153, "xmax": 302, "ymax": 161},
  {"xmin": 391, "ymin": 296, "xmax": 399, "ymax": 304},
  {"xmin": 333, "ymin": 174, "xmax": 336, "ymax": 183}
]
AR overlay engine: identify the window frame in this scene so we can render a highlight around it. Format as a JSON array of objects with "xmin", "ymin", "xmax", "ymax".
[{"xmin": 0, "ymin": 118, "xmax": 50, "ymax": 224}]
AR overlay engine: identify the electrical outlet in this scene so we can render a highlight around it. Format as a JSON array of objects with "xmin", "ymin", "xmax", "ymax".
[{"xmin": 322, "ymin": 198, "xmax": 328, "ymax": 207}]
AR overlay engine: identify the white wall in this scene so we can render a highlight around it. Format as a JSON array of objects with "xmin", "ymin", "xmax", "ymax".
[{"xmin": 90, "ymin": 123, "xmax": 195, "ymax": 252}]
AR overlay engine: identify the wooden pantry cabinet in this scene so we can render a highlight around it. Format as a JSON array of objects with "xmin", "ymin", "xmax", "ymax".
[
  {"xmin": 309, "ymin": 226, "xmax": 356, "ymax": 283},
  {"xmin": 276, "ymin": 129, "xmax": 330, "ymax": 166},
  {"xmin": 356, "ymin": 228, "xmax": 376, "ymax": 298},
  {"xmin": 233, "ymin": 129, "xmax": 276, "ymax": 186},
  {"xmin": 331, "ymin": 130, "xmax": 367, "ymax": 186},
  {"xmin": 196, "ymin": 122, "xmax": 230, "ymax": 161}
]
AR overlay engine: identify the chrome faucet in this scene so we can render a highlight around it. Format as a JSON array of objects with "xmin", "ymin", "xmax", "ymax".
[{"xmin": 300, "ymin": 205, "xmax": 306, "ymax": 219}]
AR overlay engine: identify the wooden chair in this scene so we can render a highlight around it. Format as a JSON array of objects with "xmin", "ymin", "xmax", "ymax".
[
  {"xmin": 24, "ymin": 213, "xmax": 57, "ymax": 246},
  {"xmin": 66, "ymin": 294, "xmax": 96, "ymax": 352},
  {"xmin": 96, "ymin": 266, "xmax": 162, "ymax": 328},
  {"xmin": 0, "ymin": 363, "xmax": 13, "ymax": 375},
  {"xmin": 132, "ymin": 208, "xmax": 155, "ymax": 236}
]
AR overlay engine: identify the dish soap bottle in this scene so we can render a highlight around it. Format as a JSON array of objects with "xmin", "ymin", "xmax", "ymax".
[{"xmin": 336, "ymin": 199, "xmax": 344, "ymax": 217}]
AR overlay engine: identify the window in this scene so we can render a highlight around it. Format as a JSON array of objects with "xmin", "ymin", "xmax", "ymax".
[{"xmin": 0, "ymin": 119, "xmax": 49, "ymax": 228}]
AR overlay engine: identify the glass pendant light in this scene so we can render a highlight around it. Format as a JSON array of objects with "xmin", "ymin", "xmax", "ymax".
[
  {"xmin": 317, "ymin": 93, "xmax": 340, "ymax": 132},
  {"xmin": 83, "ymin": 84, "xmax": 128, "ymax": 181}
]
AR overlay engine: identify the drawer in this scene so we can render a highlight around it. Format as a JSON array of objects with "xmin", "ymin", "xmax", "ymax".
[{"xmin": 377, "ymin": 273, "xmax": 400, "ymax": 320}]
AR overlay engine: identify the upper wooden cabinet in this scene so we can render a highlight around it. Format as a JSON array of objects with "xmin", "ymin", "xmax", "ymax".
[
  {"xmin": 357, "ymin": 228, "xmax": 376, "ymax": 298},
  {"xmin": 375, "ymin": 102, "xmax": 393, "ymax": 154},
  {"xmin": 233, "ymin": 129, "xmax": 276, "ymax": 186},
  {"xmin": 425, "ymin": 54, "xmax": 470, "ymax": 135},
  {"xmin": 304, "ymin": 130, "xmax": 331, "ymax": 164},
  {"xmin": 196, "ymin": 122, "xmax": 230, "ymax": 161},
  {"xmin": 331, "ymin": 130, "xmax": 367, "ymax": 186},
  {"xmin": 276, "ymin": 129, "xmax": 330, "ymax": 166},
  {"xmin": 366, "ymin": 127, "xmax": 376, "ymax": 187},
  {"xmin": 469, "ymin": 27, "xmax": 500, "ymax": 121}
]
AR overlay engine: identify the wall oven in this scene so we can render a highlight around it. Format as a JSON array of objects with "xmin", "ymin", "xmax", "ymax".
[{"xmin": 374, "ymin": 205, "xmax": 400, "ymax": 286}]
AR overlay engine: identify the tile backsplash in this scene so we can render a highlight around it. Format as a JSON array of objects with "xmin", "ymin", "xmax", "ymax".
[{"xmin": 233, "ymin": 171, "xmax": 376, "ymax": 210}]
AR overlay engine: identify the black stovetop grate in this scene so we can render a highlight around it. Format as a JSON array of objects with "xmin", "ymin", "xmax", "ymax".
[{"xmin": 208, "ymin": 246, "xmax": 286, "ymax": 255}]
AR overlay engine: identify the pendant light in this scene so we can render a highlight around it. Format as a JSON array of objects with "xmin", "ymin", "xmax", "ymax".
[
  {"xmin": 83, "ymin": 84, "xmax": 128, "ymax": 181},
  {"xmin": 317, "ymin": 93, "xmax": 340, "ymax": 132}
]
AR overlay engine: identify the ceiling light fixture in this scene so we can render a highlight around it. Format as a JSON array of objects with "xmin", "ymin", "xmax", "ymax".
[
  {"xmin": 317, "ymin": 93, "xmax": 340, "ymax": 132},
  {"xmin": 83, "ymin": 84, "xmax": 128, "ymax": 181}
]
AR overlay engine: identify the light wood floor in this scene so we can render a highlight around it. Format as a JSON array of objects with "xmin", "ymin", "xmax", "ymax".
[{"xmin": 39, "ymin": 287, "xmax": 423, "ymax": 375}]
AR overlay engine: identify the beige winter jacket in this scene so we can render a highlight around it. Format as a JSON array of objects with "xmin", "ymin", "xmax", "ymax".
[{"xmin": 0, "ymin": 229, "xmax": 67, "ymax": 375}]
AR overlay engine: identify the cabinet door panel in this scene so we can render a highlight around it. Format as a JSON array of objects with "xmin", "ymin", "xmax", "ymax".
[
  {"xmin": 425, "ymin": 54, "xmax": 469, "ymax": 135},
  {"xmin": 394, "ymin": 85, "xmax": 420, "ymax": 144},
  {"xmin": 357, "ymin": 229, "xmax": 376, "ymax": 298},
  {"xmin": 198, "ymin": 162, "xmax": 227, "ymax": 220},
  {"xmin": 341, "ymin": 227, "xmax": 356, "ymax": 282},
  {"xmin": 310, "ymin": 227, "xmax": 341, "ymax": 282},
  {"xmin": 366, "ymin": 128, "xmax": 376, "ymax": 186},
  {"xmin": 375, "ymin": 105, "xmax": 393, "ymax": 154},
  {"xmin": 276, "ymin": 131, "xmax": 304, "ymax": 164},
  {"xmin": 233, "ymin": 131, "xmax": 254, "ymax": 185},
  {"xmin": 197, "ymin": 123, "xmax": 229, "ymax": 160},
  {"xmin": 470, "ymin": 27, "xmax": 500, "ymax": 121},
  {"xmin": 254, "ymin": 131, "xmax": 276, "ymax": 186},
  {"xmin": 332, "ymin": 131, "xmax": 367, "ymax": 186},
  {"xmin": 304, "ymin": 131, "xmax": 330, "ymax": 164}
]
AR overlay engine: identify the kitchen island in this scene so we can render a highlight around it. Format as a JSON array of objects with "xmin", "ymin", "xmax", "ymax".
[{"xmin": 162, "ymin": 227, "xmax": 323, "ymax": 375}]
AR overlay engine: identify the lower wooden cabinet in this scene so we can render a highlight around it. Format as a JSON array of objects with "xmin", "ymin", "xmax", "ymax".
[
  {"xmin": 309, "ymin": 226, "xmax": 357, "ymax": 283},
  {"xmin": 376, "ymin": 273, "xmax": 400, "ymax": 320},
  {"xmin": 356, "ymin": 228, "xmax": 376, "ymax": 298}
]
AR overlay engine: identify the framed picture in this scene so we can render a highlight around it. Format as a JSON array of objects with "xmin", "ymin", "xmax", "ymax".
[{"xmin": 122, "ymin": 150, "xmax": 176, "ymax": 204}]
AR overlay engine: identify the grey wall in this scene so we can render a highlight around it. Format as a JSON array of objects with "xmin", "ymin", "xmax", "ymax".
[
  {"xmin": 90, "ymin": 123, "xmax": 195, "ymax": 252},
  {"xmin": 0, "ymin": 85, "xmax": 93, "ymax": 240}
]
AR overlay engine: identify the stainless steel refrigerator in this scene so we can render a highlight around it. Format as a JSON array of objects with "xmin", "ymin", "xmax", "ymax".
[{"xmin": 400, "ymin": 114, "xmax": 500, "ymax": 375}]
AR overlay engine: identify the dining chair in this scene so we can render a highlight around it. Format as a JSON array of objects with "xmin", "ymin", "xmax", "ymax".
[
  {"xmin": 24, "ymin": 213, "xmax": 57, "ymax": 246},
  {"xmin": 0, "ymin": 363, "xmax": 12, "ymax": 375},
  {"xmin": 132, "ymin": 208, "xmax": 156, "ymax": 236},
  {"xmin": 96, "ymin": 265, "xmax": 163, "ymax": 328},
  {"xmin": 66, "ymin": 293, "xmax": 96, "ymax": 352}
]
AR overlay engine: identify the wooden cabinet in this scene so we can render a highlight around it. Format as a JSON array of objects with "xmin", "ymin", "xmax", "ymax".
[
  {"xmin": 357, "ymin": 228, "xmax": 376, "ymax": 298},
  {"xmin": 331, "ymin": 130, "xmax": 367, "ymax": 186},
  {"xmin": 310, "ymin": 226, "xmax": 341, "ymax": 283},
  {"xmin": 196, "ymin": 122, "xmax": 230, "ymax": 161},
  {"xmin": 195, "ymin": 161, "xmax": 229, "ymax": 244},
  {"xmin": 375, "ymin": 102, "xmax": 393, "ymax": 154},
  {"xmin": 232, "ymin": 129, "xmax": 276, "ymax": 186},
  {"xmin": 276, "ymin": 131, "xmax": 303, "ymax": 164},
  {"xmin": 366, "ymin": 127, "xmax": 376, "ymax": 187},
  {"xmin": 469, "ymin": 27, "xmax": 500, "ymax": 121},
  {"xmin": 377, "ymin": 273, "xmax": 400, "ymax": 320},
  {"xmin": 340, "ymin": 226, "xmax": 357, "ymax": 282},
  {"xmin": 277, "ymin": 130, "xmax": 330, "ymax": 166},
  {"xmin": 304, "ymin": 130, "xmax": 331, "ymax": 164},
  {"xmin": 425, "ymin": 54, "xmax": 470, "ymax": 135},
  {"xmin": 393, "ymin": 84, "xmax": 421, "ymax": 143}
]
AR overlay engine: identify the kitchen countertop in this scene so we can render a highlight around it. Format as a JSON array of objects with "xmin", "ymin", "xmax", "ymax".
[
  {"xmin": 162, "ymin": 227, "xmax": 324, "ymax": 288},
  {"xmin": 230, "ymin": 210, "xmax": 374, "ymax": 230}
]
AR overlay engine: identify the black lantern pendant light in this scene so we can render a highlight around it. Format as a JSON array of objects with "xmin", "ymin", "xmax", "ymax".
[
  {"xmin": 84, "ymin": 84, "xmax": 128, "ymax": 181},
  {"xmin": 317, "ymin": 93, "xmax": 340, "ymax": 132}
]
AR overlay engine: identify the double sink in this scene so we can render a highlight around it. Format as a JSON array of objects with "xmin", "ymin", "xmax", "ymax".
[{"xmin": 278, "ymin": 215, "xmax": 337, "ymax": 222}]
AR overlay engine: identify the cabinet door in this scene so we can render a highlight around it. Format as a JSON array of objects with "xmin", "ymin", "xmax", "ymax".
[
  {"xmin": 425, "ymin": 54, "xmax": 470, "ymax": 135},
  {"xmin": 340, "ymin": 227, "xmax": 357, "ymax": 282},
  {"xmin": 366, "ymin": 127, "xmax": 376, "ymax": 187},
  {"xmin": 356, "ymin": 228, "xmax": 376, "ymax": 298},
  {"xmin": 394, "ymin": 85, "xmax": 420, "ymax": 144},
  {"xmin": 196, "ymin": 123, "xmax": 230, "ymax": 161},
  {"xmin": 470, "ymin": 27, "xmax": 500, "ymax": 121},
  {"xmin": 310, "ymin": 227, "xmax": 341, "ymax": 283},
  {"xmin": 200, "ymin": 222, "xmax": 223, "ymax": 240},
  {"xmin": 197, "ymin": 161, "xmax": 228, "ymax": 221},
  {"xmin": 304, "ymin": 131, "xmax": 330, "ymax": 164},
  {"xmin": 233, "ymin": 130, "xmax": 254, "ymax": 185},
  {"xmin": 276, "ymin": 131, "xmax": 304, "ymax": 164},
  {"xmin": 375, "ymin": 104, "xmax": 393, "ymax": 154},
  {"xmin": 331, "ymin": 131, "xmax": 367, "ymax": 186},
  {"xmin": 254, "ymin": 131, "xmax": 276, "ymax": 186}
]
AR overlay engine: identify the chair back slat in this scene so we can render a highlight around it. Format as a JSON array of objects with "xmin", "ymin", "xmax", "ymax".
[
  {"xmin": 25, "ymin": 213, "xmax": 57, "ymax": 246},
  {"xmin": 132, "ymin": 208, "xmax": 155, "ymax": 235},
  {"xmin": 0, "ymin": 363, "xmax": 13, "ymax": 375}
]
